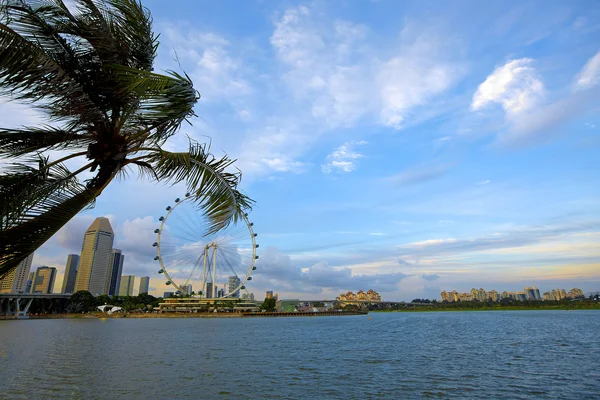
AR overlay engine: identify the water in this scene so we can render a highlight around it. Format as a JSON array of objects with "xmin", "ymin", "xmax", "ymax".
[{"xmin": 1, "ymin": 311, "xmax": 599, "ymax": 399}]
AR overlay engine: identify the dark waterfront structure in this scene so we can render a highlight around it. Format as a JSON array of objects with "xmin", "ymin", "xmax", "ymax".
[{"xmin": 61, "ymin": 255, "xmax": 79, "ymax": 294}]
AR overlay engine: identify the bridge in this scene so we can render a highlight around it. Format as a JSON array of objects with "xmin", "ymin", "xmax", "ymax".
[{"xmin": 0, "ymin": 293, "xmax": 71, "ymax": 319}]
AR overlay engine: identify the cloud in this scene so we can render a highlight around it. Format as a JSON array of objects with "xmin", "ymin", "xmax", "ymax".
[
  {"xmin": 390, "ymin": 164, "xmax": 449, "ymax": 186},
  {"xmin": 421, "ymin": 273, "xmax": 440, "ymax": 281},
  {"xmin": 575, "ymin": 50, "xmax": 600, "ymax": 89},
  {"xmin": 476, "ymin": 180, "xmax": 491, "ymax": 185},
  {"xmin": 322, "ymin": 140, "xmax": 367, "ymax": 173},
  {"xmin": 471, "ymin": 58, "xmax": 544, "ymax": 117}
]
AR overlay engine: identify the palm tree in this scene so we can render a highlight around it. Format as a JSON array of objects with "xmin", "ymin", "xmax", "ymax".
[{"xmin": 0, "ymin": 0, "xmax": 253, "ymax": 278}]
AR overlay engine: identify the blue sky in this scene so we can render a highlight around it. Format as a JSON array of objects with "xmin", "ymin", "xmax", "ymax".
[{"xmin": 2, "ymin": 0, "xmax": 600, "ymax": 300}]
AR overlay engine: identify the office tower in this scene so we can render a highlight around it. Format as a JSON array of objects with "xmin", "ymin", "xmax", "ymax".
[
  {"xmin": 266, "ymin": 290, "xmax": 274, "ymax": 299},
  {"xmin": 206, "ymin": 282, "xmax": 213, "ymax": 298},
  {"xmin": 0, "ymin": 253, "xmax": 34, "ymax": 294},
  {"xmin": 108, "ymin": 249, "xmax": 124, "ymax": 296},
  {"xmin": 25, "ymin": 272, "xmax": 34, "ymax": 294},
  {"xmin": 31, "ymin": 266, "xmax": 57, "ymax": 294},
  {"xmin": 61, "ymin": 254, "xmax": 79, "ymax": 294},
  {"xmin": 228, "ymin": 276, "xmax": 241, "ymax": 298},
  {"xmin": 74, "ymin": 217, "xmax": 115, "ymax": 295},
  {"xmin": 139, "ymin": 276, "xmax": 150, "ymax": 294},
  {"xmin": 180, "ymin": 284, "xmax": 192, "ymax": 296},
  {"xmin": 118, "ymin": 275, "xmax": 135, "ymax": 296}
]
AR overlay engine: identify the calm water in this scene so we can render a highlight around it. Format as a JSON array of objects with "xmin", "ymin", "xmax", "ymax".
[{"xmin": 1, "ymin": 311, "xmax": 599, "ymax": 399}]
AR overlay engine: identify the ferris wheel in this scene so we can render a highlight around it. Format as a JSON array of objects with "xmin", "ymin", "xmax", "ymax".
[{"xmin": 153, "ymin": 194, "xmax": 258, "ymax": 298}]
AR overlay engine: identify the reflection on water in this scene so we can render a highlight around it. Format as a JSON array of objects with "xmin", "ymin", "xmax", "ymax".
[{"xmin": 1, "ymin": 311, "xmax": 599, "ymax": 399}]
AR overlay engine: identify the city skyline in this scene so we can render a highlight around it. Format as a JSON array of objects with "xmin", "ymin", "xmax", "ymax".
[{"xmin": 10, "ymin": 0, "xmax": 598, "ymax": 301}]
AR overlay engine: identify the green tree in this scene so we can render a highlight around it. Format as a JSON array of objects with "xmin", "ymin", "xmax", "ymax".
[
  {"xmin": 0, "ymin": 0, "xmax": 252, "ymax": 278},
  {"xmin": 262, "ymin": 297, "xmax": 276, "ymax": 312},
  {"xmin": 69, "ymin": 290, "xmax": 96, "ymax": 313}
]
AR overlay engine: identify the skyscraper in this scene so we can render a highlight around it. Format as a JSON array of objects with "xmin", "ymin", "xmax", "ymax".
[
  {"xmin": 228, "ymin": 276, "xmax": 241, "ymax": 298},
  {"xmin": 31, "ymin": 266, "xmax": 57, "ymax": 294},
  {"xmin": 61, "ymin": 254, "xmax": 79, "ymax": 294},
  {"xmin": 74, "ymin": 217, "xmax": 114, "ymax": 295},
  {"xmin": 25, "ymin": 272, "xmax": 34, "ymax": 294},
  {"xmin": 119, "ymin": 275, "xmax": 135, "ymax": 296},
  {"xmin": 206, "ymin": 282, "xmax": 213, "ymax": 298},
  {"xmin": 0, "ymin": 253, "xmax": 34, "ymax": 294},
  {"xmin": 180, "ymin": 284, "xmax": 192, "ymax": 296},
  {"xmin": 138, "ymin": 276, "xmax": 150, "ymax": 294},
  {"xmin": 108, "ymin": 249, "xmax": 124, "ymax": 296}
]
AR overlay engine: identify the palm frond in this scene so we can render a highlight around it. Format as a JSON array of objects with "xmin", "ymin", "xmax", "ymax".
[
  {"xmin": 0, "ymin": 155, "xmax": 96, "ymax": 277},
  {"xmin": 0, "ymin": 125, "xmax": 93, "ymax": 157},
  {"xmin": 147, "ymin": 142, "xmax": 253, "ymax": 234}
]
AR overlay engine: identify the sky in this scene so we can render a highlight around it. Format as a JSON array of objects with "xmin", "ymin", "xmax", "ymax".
[{"xmin": 1, "ymin": 0, "xmax": 600, "ymax": 301}]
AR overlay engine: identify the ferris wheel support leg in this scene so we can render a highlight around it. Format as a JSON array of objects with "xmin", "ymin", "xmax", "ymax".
[
  {"xmin": 202, "ymin": 246, "xmax": 208, "ymax": 297},
  {"xmin": 212, "ymin": 245, "xmax": 217, "ymax": 298}
]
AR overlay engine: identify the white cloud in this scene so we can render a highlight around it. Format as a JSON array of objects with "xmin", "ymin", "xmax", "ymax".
[
  {"xmin": 477, "ymin": 180, "xmax": 491, "ymax": 185},
  {"xmin": 471, "ymin": 58, "xmax": 544, "ymax": 117},
  {"xmin": 575, "ymin": 50, "xmax": 600, "ymax": 89},
  {"xmin": 322, "ymin": 140, "xmax": 367, "ymax": 173}
]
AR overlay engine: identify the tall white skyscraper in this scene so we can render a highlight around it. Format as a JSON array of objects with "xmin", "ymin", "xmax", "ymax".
[
  {"xmin": 61, "ymin": 254, "xmax": 79, "ymax": 294},
  {"xmin": 74, "ymin": 217, "xmax": 114, "ymax": 295},
  {"xmin": 119, "ymin": 275, "xmax": 135, "ymax": 296},
  {"xmin": 138, "ymin": 276, "xmax": 150, "ymax": 294},
  {"xmin": 0, "ymin": 253, "xmax": 34, "ymax": 294},
  {"xmin": 108, "ymin": 249, "xmax": 124, "ymax": 296}
]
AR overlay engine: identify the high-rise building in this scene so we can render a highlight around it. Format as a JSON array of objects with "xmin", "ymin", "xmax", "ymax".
[
  {"xmin": 180, "ymin": 284, "xmax": 192, "ymax": 296},
  {"xmin": 266, "ymin": 290, "xmax": 274, "ymax": 299},
  {"xmin": 61, "ymin": 254, "xmax": 79, "ymax": 294},
  {"xmin": 118, "ymin": 275, "xmax": 135, "ymax": 296},
  {"xmin": 206, "ymin": 282, "xmax": 213, "ymax": 298},
  {"xmin": 139, "ymin": 276, "xmax": 150, "ymax": 294},
  {"xmin": 228, "ymin": 276, "xmax": 241, "ymax": 298},
  {"xmin": 31, "ymin": 266, "xmax": 57, "ymax": 294},
  {"xmin": 25, "ymin": 271, "xmax": 34, "ymax": 294},
  {"xmin": 108, "ymin": 249, "xmax": 124, "ymax": 296},
  {"xmin": 75, "ymin": 217, "xmax": 115, "ymax": 295},
  {"xmin": 0, "ymin": 253, "xmax": 34, "ymax": 294}
]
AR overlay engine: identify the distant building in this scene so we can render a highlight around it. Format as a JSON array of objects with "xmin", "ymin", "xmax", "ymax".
[
  {"xmin": 138, "ymin": 276, "xmax": 150, "ymax": 294},
  {"xmin": 180, "ymin": 284, "xmax": 192, "ymax": 296},
  {"xmin": 118, "ymin": 275, "xmax": 135, "ymax": 296},
  {"xmin": 524, "ymin": 286, "xmax": 541, "ymax": 301},
  {"xmin": 107, "ymin": 249, "xmax": 124, "ymax": 296},
  {"xmin": 228, "ymin": 276, "xmax": 241, "ymax": 298},
  {"xmin": 266, "ymin": 290, "xmax": 274, "ymax": 299},
  {"xmin": 25, "ymin": 271, "xmax": 34, "ymax": 294},
  {"xmin": 163, "ymin": 291, "xmax": 174, "ymax": 298},
  {"xmin": 0, "ymin": 253, "xmax": 34, "ymax": 294},
  {"xmin": 75, "ymin": 217, "xmax": 115, "ymax": 295},
  {"xmin": 61, "ymin": 254, "xmax": 79, "ymax": 294},
  {"xmin": 206, "ymin": 282, "xmax": 213, "ymax": 298},
  {"xmin": 32, "ymin": 266, "xmax": 57, "ymax": 294},
  {"xmin": 568, "ymin": 288, "xmax": 584, "ymax": 298}
]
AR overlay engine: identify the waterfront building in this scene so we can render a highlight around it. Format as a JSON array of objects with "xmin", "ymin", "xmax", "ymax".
[
  {"xmin": 524, "ymin": 286, "xmax": 541, "ymax": 301},
  {"xmin": 139, "ymin": 276, "xmax": 150, "ymax": 294},
  {"xmin": 108, "ymin": 249, "xmax": 124, "ymax": 296},
  {"xmin": 180, "ymin": 284, "xmax": 192, "ymax": 296},
  {"xmin": 25, "ymin": 272, "xmax": 34, "ymax": 294},
  {"xmin": 0, "ymin": 253, "xmax": 34, "ymax": 294},
  {"xmin": 206, "ymin": 282, "xmax": 213, "ymax": 298},
  {"xmin": 74, "ymin": 217, "xmax": 115, "ymax": 295},
  {"xmin": 61, "ymin": 254, "xmax": 79, "ymax": 294},
  {"xmin": 163, "ymin": 291, "xmax": 174, "ymax": 298},
  {"xmin": 119, "ymin": 275, "xmax": 135, "ymax": 296},
  {"xmin": 266, "ymin": 290, "xmax": 274, "ymax": 299},
  {"xmin": 228, "ymin": 276, "xmax": 241, "ymax": 298},
  {"xmin": 31, "ymin": 266, "xmax": 57, "ymax": 294},
  {"xmin": 568, "ymin": 288, "xmax": 584, "ymax": 298}
]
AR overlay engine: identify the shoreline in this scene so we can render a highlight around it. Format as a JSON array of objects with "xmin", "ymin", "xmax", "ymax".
[{"xmin": 1, "ymin": 310, "xmax": 368, "ymax": 320}]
